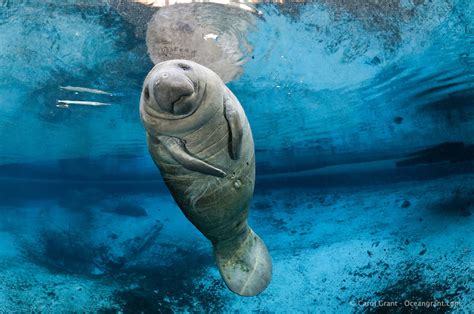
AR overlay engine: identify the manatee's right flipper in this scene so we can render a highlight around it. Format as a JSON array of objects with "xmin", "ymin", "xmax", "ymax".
[
  {"xmin": 158, "ymin": 135, "xmax": 226, "ymax": 178},
  {"xmin": 214, "ymin": 228, "xmax": 272, "ymax": 296}
]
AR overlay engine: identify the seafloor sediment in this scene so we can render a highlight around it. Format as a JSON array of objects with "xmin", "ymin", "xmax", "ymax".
[{"xmin": 0, "ymin": 173, "xmax": 472, "ymax": 312}]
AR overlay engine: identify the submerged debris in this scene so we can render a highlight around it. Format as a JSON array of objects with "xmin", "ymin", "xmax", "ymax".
[
  {"xmin": 393, "ymin": 116, "xmax": 404, "ymax": 124},
  {"xmin": 401, "ymin": 200, "xmax": 411, "ymax": 208}
]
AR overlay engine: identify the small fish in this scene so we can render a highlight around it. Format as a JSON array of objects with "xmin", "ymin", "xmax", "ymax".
[
  {"xmin": 59, "ymin": 86, "xmax": 112, "ymax": 96},
  {"xmin": 56, "ymin": 100, "xmax": 112, "ymax": 108}
]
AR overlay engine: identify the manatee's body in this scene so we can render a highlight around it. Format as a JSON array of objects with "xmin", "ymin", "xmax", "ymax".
[{"xmin": 140, "ymin": 60, "xmax": 272, "ymax": 296}]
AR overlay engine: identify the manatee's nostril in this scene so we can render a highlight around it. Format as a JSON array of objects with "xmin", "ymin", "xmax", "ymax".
[
  {"xmin": 162, "ymin": 73, "xmax": 169, "ymax": 79},
  {"xmin": 144, "ymin": 86, "xmax": 150, "ymax": 100}
]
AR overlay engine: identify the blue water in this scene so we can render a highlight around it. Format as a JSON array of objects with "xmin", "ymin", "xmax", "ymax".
[{"xmin": 0, "ymin": 1, "xmax": 473, "ymax": 312}]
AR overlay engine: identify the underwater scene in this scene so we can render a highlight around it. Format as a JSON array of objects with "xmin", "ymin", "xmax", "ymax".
[{"xmin": 0, "ymin": 0, "xmax": 473, "ymax": 312}]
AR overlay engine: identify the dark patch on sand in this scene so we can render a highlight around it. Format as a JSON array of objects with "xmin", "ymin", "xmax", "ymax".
[
  {"xmin": 102, "ymin": 247, "xmax": 226, "ymax": 313},
  {"xmin": 102, "ymin": 203, "xmax": 148, "ymax": 217},
  {"xmin": 431, "ymin": 188, "xmax": 473, "ymax": 217},
  {"xmin": 358, "ymin": 263, "xmax": 466, "ymax": 313}
]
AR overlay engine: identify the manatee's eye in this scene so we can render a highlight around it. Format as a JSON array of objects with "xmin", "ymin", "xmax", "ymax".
[
  {"xmin": 144, "ymin": 86, "xmax": 150, "ymax": 101},
  {"xmin": 177, "ymin": 63, "xmax": 191, "ymax": 71}
]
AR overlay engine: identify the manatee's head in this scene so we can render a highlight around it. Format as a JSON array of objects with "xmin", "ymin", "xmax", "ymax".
[{"xmin": 141, "ymin": 60, "xmax": 208, "ymax": 119}]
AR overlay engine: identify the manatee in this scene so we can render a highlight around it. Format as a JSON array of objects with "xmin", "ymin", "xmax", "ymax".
[{"xmin": 139, "ymin": 59, "xmax": 272, "ymax": 296}]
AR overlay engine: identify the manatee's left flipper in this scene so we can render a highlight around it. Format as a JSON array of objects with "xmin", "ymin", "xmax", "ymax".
[
  {"xmin": 158, "ymin": 135, "xmax": 226, "ymax": 177},
  {"xmin": 223, "ymin": 95, "xmax": 243, "ymax": 160}
]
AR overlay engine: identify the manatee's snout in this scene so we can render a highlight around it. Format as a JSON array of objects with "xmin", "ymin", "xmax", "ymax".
[{"xmin": 152, "ymin": 69, "xmax": 195, "ymax": 115}]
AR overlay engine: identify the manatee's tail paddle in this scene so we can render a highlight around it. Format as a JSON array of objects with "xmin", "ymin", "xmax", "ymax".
[{"xmin": 213, "ymin": 227, "xmax": 272, "ymax": 296}]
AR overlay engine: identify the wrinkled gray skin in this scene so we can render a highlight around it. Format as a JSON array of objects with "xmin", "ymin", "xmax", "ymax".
[{"xmin": 140, "ymin": 60, "xmax": 272, "ymax": 296}]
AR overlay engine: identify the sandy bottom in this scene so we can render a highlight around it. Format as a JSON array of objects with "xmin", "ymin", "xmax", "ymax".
[{"xmin": 0, "ymin": 174, "xmax": 472, "ymax": 312}]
